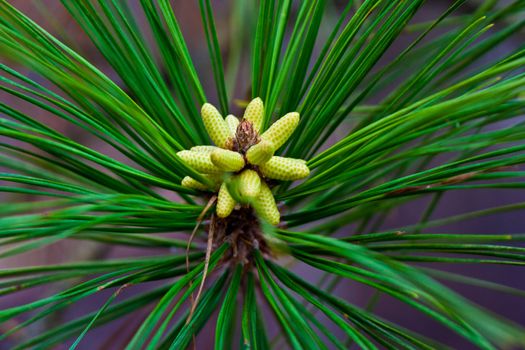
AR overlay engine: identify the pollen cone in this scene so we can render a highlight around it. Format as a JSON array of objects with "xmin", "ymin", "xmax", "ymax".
[
  {"xmin": 177, "ymin": 150, "xmax": 221, "ymax": 174},
  {"xmin": 253, "ymin": 182, "xmax": 280, "ymax": 225},
  {"xmin": 210, "ymin": 148, "xmax": 245, "ymax": 172},
  {"xmin": 225, "ymin": 114, "xmax": 240, "ymax": 136},
  {"xmin": 201, "ymin": 103, "xmax": 231, "ymax": 148},
  {"xmin": 259, "ymin": 156, "xmax": 309, "ymax": 181},
  {"xmin": 217, "ymin": 182, "xmax": 236, "ymax": 218},
  {"xmin": 181, "ymin": 175, "xmax": 220, "ymax": 191},
  {"xmin": 237, "ymin": 169, "xmax": 262, "ymax": 202},
  {"xmin": 246, "ymin": 139, "xmax": 274, "ymax": 165},
  {"xmin": 243, "ymin": 97, "xmax": 264, "ymax": 132},
  {"xmin": 190, "ymin": 145, "xmax": 219, "ymax": 153},
  {"xmin": 260, "ymin": 112, "xmax": 299, "ymax": 150},
  {"xmin": 181, "ymin": 176, "xmax": 209, "ymax": 191}
]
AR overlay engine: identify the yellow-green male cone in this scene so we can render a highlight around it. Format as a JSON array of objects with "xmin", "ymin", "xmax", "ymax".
[
  {"xmin": 259, "ymin": 156, "xmax": 310, "ymax": 181},
  {"xmin": 181, "ymin": 174, "xmax": 220, "ymax": 191},
  {"xmin": 177, "ymin": 150, "xmax": 221, "ymax": 174},
  {"xmin": 181, "ymin": 176, "xmax": 208, "ymax": 191},
  {"xmin": 225, "ymin": 114, "xmax": 239, "ymax": 135},
  {"xmin": 217, "ymin": 182, "xmax": 236, "ymax": 218},
  {"xmin": 261, "ymin": 112, "xmax": 299, "ymax": 150},
  {"xmin": 237, "ymin": 169, "xmax": 262, "ymax": 202},
  {"xmin": 253, "ymin": 182, "xmax": 280, "ymax": 225},
  {"xmin": 190, "ymin": 145, "xmax": 218, "ymax": 153},
  {"xmin": 180, "ymin": 100, "xmax": 309, "ymax": 225},
  {"xmin": 210, "ymin": 148, "xmax": 245, "ymax": 172},
  {"xmin": 201, "ymin": 103, "xmax": 231, "ymax": 148},
  {"xmin": 246, "ymin": 139, "xmax": 274, "ymax": 165},
  {"xmin": 243, "ymin": 97, "xmax": 264, "ymax": 132}
]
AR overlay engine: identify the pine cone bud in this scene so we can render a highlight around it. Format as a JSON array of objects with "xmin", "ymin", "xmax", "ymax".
[
  {"xmin": 259, "ymin": 156, "xmax": 310, "ymax": 180},
  {"xmin": 260, "ymin": 112, "xmax": 299, "ymax": 150},
  {"xmin": 237, "ymin": 169, "xmax": 262, "ymax": 202},
  {"xmin": 177, "ymin": 150, "xmax": 221, "ymax": 174},
  {"xmin": 201, "ymin": 103, "xmax": 231, "ymax": 148},
  {"xmin": 253, "ymin": 182, "xmax": 280, "ymax": 225},
  {"xmin": 243, "ymin": 97, "xmax": 264, "ymax": 132},
  {"xmin": 216, "ymin": 182, "xmax": 236, "ymax": 218},
  {"xmin": 225, "ymin": 114, "xmax": 240, "ymax": 136},
  {"xmin": 190, "ymin": 145, "xmax": 218, "ymax": 153},
  {"xmin": 246, "ymin": 139, "xmax": 274, "ymax": 165},
  {"xmin": 210, "ymin": 149, "xmax": 245, "ymax": 172},
  {"xmin": 181, "ymin": 176, "xmax": 209, "ymax": 191},
  {"xmin": 181, "ymin": 175, "xmax": 221, "ymax": 191}
]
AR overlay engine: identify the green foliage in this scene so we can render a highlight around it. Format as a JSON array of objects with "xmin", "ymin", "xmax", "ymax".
[{"xmin": 0, "ymin": 0, "xmax": 525, "ymax": 348}]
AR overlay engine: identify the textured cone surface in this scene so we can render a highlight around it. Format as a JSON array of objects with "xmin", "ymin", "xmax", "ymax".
[
  {"xmin": 246, "ymin": 139, "xmax": 274, "ymax": 165},
  {"xmin": 177, "ymin": 150, "xmax": 221, "ymax": 174},
  {"xmin": 225, "ymin": 175, "xmax": 244, "ymax": 202},
  {"xmin": 243, "ymin": 97, "xmax": 264, "ymax": 132},
  {"xmin": 190, "ymin": 145, "xmax": 219, "ymax": 153},
  {"xmin": 210, "ymin": 149, "xmax": 245, "ymax": 172},
  {"xmin": 182, "ymin": 175, "xmax": 221, "ymax": 191},
  {"xmin": 181, "ymin": 176, "xmax": 209, "ymax": 191},
  {"xmin": 238, "ymin": 169, "xmax": 262, "ymax": 202},
  {"xmin": 225, "ymin": 115, "xmax": 240, "ymax": 136},
  {"xmin": 260, "ymin": 156, "xmax": 310, "ymax": 180},
  {"xmin": 217, "ymin": 182, "xmax": 236, "ymax": 218},
  {"xmin": 253, "ymin": 182, "xmax": 280, "ymax": 225},
  {"xmin": 261, "ymin": 112, "xmax": 299, "ymax": 150},
  {"xmin": 201, "ymin": 103, "xmax": 231, "ymax": 148}
]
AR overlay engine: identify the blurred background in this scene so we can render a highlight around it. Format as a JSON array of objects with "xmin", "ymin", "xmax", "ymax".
[{"xmin": 1, "ymin": 1, "xmax": 524, "ymax": 349}]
